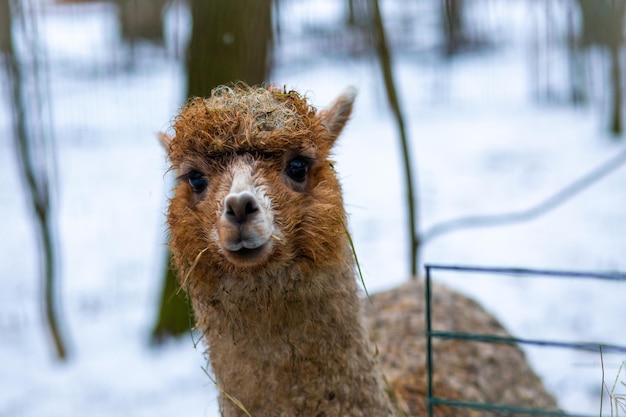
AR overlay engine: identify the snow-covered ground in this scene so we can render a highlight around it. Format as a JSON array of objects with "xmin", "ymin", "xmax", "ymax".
[{"xmin": 1, "ymin": 1, "xmax": 625, "ymax": 416}]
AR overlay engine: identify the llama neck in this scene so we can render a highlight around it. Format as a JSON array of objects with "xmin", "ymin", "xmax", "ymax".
[{"xmin": 194, "ymin": 263, "xmax": 395, "ymax": 417}]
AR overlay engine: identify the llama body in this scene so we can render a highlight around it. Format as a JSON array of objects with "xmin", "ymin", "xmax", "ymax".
[{"xmin": 163, "ymin": 85, "xmax": 558, "ymax": 416}]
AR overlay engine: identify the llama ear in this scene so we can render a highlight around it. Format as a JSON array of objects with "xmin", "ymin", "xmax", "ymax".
[
  {"xmin": 319, "ymin": 86, "xmax": 357, "ymax": 142},
  {"xmin": 158, "ymin": 132, "xmax": 173, "ymax": 152}
]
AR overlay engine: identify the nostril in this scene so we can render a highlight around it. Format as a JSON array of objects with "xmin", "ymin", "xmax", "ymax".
[
  {"xmin": 224, "ymin": 192, "xmax": 260, "ymax": 225},
  {"xmin": 245, "ymin": 201, "xmax": 258, "ymax": 215}
]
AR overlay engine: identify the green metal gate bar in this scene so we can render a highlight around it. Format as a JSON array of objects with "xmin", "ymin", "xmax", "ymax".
[
  {"xmin": 424, "ymin": 264, "xmax": 626, "ymax": 417},
  {"xmin": 429, "ymin": 331, "xmax": 626, "ymax": 355},
  {"xmin": 428, "ymin": 398, "xmax": 589, "ymax": 417}
]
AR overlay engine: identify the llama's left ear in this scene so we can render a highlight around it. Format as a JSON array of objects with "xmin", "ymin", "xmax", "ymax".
[
  {"xmin": 158, "ymin": 132, "xmax": 173, "ymax": 152},
  {"xmin": 319, "ymin": 86, "xmax": 357, "ymax": 143}
]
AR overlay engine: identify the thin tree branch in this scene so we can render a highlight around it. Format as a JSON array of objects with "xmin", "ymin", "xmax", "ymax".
[
  {"xmin": 420, "ymin": 147, "xmax": 626, "ymax": 244},
  {"xmin": 369, "ymin": 0, "xmax": 420, "ymax": 277},
  {"xmin": 5, "ymin": 0, "xmax": 67, "ymax": 360}
]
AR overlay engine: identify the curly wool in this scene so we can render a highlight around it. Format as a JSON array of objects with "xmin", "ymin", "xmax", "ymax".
[{"xmin": 168, "ymin": 85, "xmax": 325, "ymax": 165}]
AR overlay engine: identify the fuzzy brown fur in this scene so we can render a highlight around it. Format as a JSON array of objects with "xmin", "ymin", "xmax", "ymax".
[
  {"xmin": 163, "ymin": 85, "xmax": 558, "ymax": 416},
  {"xmin": 366, "ymin": 279, "xmax": 558, "ymax": 416}
]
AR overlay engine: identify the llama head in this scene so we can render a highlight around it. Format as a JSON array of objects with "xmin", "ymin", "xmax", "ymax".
[{"xmin": 163, "ymin": 85, "xmax": 356, "ymax": 284}]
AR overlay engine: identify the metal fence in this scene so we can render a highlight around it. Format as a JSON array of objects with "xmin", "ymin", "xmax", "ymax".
[{"xmin": 424, "ymin": 264, "xmax": 626, "ymax": 417}]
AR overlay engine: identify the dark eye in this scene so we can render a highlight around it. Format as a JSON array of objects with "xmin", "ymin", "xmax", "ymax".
[
  {"xmin": 187, "ymin": 171, "xmax": 208, "ymax": 194},
  {"xmin": 285, "ymin": 157, "xmax": 309, "ymax": 183}
]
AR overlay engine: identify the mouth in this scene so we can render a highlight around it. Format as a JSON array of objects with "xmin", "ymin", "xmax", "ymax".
[{"xmin": 222, "ymin": 242, "xmax": 272, "ymax": 267}]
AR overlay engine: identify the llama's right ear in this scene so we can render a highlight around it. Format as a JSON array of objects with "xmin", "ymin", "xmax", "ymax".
[
  {"xmin": 158, "ymin": 132, "xmax": 173, "ymax": 153},
  {"xmin": 319, "ymin": 86, "xmax": 357, "ymax": 143}
]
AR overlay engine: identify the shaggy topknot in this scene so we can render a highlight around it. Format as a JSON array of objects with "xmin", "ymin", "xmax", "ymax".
[{"xmin": 167, "ymin": 85, "xmax": 327, "ymax": 166}]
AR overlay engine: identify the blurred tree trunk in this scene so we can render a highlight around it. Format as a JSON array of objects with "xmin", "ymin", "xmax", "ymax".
[
  {"xmin": 577, "ymin": 0, "xmax": 626, "ymax": 136},
  {"xmin": 442, "ymin": 0, "xmax": 465, "ymax": 56},
  {"xmin": 610, "ymin": 43, "xmax": 622, "ymax": 134},
  {"xmin": 151, "ymin": 251, "xmax": 192, "ymax": 344},
  {"xmin": 186, "ymin": 0, "xmax": 273, "ymax": 97},
  {"xmin": 116, "ymin": 0, "xmax": 167, "ymax": 45},
  {"xmin": 347, "ymin": 0, "xmax": 357, "ymax": 26},
  {"xmin": 151, "ymin": 0, "xmax": 273, "ymax": 343},
  {"xmin": 0, "ymin": 0, "xmax": 11, "ymax": 54},
  {"xmin": 346, "ymin": 0, "xmax": 368, "ymax": 28},
  {"xmin": 4, "ymin": 0, "xmax": 67, "ymax": 359},
  {"xmin": 114, "ymin": 0, "xmax": 168, "ymax": 68}
]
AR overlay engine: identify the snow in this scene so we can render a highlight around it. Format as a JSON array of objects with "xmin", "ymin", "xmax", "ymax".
[{"xmin": 1, "ymin": 1, "xmax": 625, "ymax": 416}]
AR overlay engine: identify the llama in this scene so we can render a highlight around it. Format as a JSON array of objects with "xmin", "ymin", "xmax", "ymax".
[{"xmin": 162, "ymin": 84, "xmax": 558, "ymax": 416}]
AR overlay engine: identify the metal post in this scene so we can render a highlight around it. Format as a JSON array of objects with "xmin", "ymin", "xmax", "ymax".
[{"xmin": 425, "ymin": 265, "xmax": 434, "ymax": 417}]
